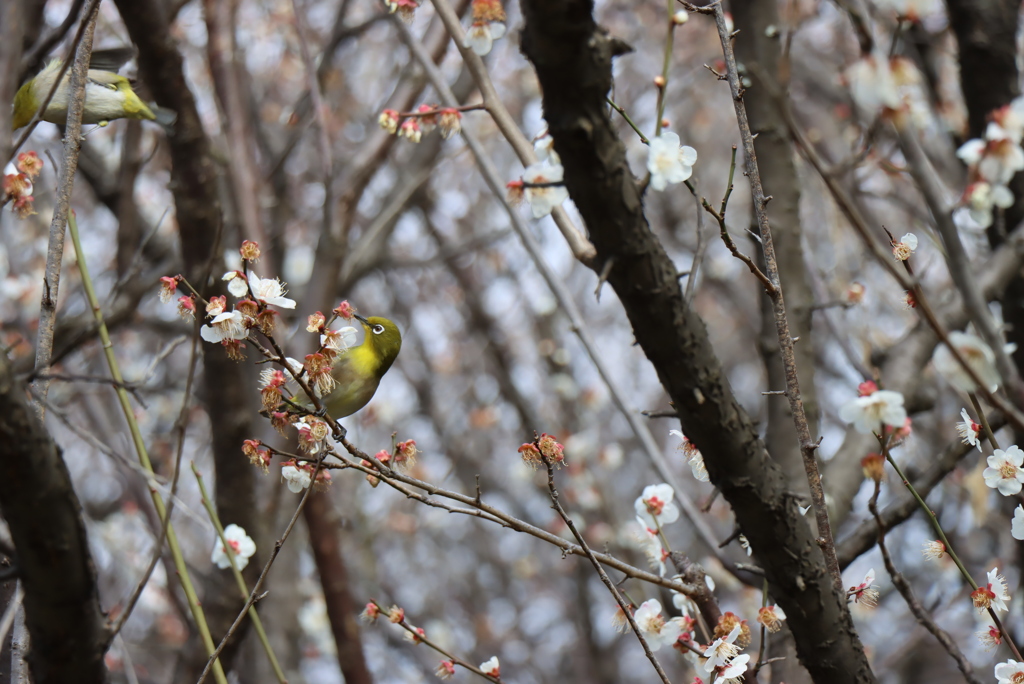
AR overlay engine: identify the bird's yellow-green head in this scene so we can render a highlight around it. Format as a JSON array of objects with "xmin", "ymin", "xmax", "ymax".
[{"xmin": 354, "ymin": 315, "xmax": 402, "ymax": 376}]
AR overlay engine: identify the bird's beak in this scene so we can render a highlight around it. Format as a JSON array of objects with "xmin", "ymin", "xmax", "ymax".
[{"xmin": 354, "ymin": 314, "xmax": 370, "ymax": 326}]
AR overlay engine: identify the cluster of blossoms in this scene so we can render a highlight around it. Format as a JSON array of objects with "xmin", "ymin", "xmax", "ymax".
[
  {"xmin": 630, "ymin": 598, "xmax": 763, "ymax": 684},
  {"xmin": 843, "ymin": 53, "xmax": 924, "ymax": 126},
  {"xmin": 630, "ymin": 483, "xmax": 680, "ymax": 576},
  {"xmin": 161, "ymin": 241, "xmax": 298, "ymax": 361},
  {"xmin": 517, "ymin": 432, "xmax": 565, "ymax": 469},
  {"xmin": 210, "ymin": 523, "xmax": 257, "ymax": 571},
  {"xmin": 2, "ymin": 151, "xmax": 43, "ymax": 219},
  {"xmin": 378, "ymin": 104, "xmax": 463, "ymax": 143},
  {"xmin": 956, "ymin": 97, "xmax": 1024, "ymax": 228},
  {"xmin": 506, "ymin": 129, "xmax": 570, "ymax": 219}
]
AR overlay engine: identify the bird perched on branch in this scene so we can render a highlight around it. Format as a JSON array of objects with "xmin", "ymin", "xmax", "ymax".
[
  {"xmin": 11, "ymin": 47, "xmax": 176, "ymax": 131},
  {"xmin": 296, "ymin": 314, "xmax": 403, "ymax": 420}
]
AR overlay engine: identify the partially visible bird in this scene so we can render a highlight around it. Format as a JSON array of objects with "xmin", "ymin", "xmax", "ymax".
[
  {"xmin": 302, "ymin": 314, "xmax": 403, "ymax": 420},
  {"xmin": 11, "ymin": 47, "xmax": 176, "ymax": 131}
]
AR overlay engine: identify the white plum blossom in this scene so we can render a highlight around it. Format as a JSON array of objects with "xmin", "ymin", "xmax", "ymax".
[
  {"xmin": 671, "ymin": 430, "xmax": 709, "ymax": 482},
  {"xmin": 211, "ymin": 524, "xmax": 256, "ymax": 570},
  {"xmin": 956, "ymin": 408, "xmax": 982, "ymax": 451},
  {"xmin": 932, "ymin": 331, "xmax": 1001, "ymax": 393},
  {"xmin": 534, "ymin": 130, "xmax": 560, "ymax": 166},
  {"xmin": 248, "ymin": 272, "xmax": 296, "ymax": 309},
  {"xmin": 714, "ymin": 653, "xmax": 751, "ymax": 684},
  {"xmin": 892, "ymin": 233, "xmax": 917, "ymax": 261},
  {"xmin": 703, "ymin": 625, "xmax": 741, "ymax": 672},
  {"xmin": 282, "ymin": 464, "xmax": 313, "ymax": 493},
  {"xmin": 479, "ymin": 656, "xmax": 500, "ymax": 677},
  {"xmin": 523, "ymin": 162, "xmax": 569, "ymax": 218},
  {"xmin": 995, "ymin": 660, "xmax": 1024, "ymax": 684},
  {"xmin": 844, "ymin": 53, "xmax": 900, "ymax": 117},
  {"xmin": 646, "ymin": 132, "xmax": 697, "ymax": 191},
  {"xmin": 463, "ymin": 20, "xmax": 505, "ymax": 56},
  {"xmin": 986, "ymin": 568, "xmax": 1010, "ymax": 613},
  {"xmin": 672, "ymin": 591, "xmax": 691, "ymax": 616},
  {"xmin": 223, "ymin": 271, "xmax": 249, "ymax": 298},
  {"xmin": 634, "ymin": 599, "xmax": 682, "ymax": 651},
  {"xmin": 322, "ymin": 325, "xmax": 358, "ymax": 352},
  {"xmin": 1013, "ymin": 505, "xmax": 1024, "ymax": 541},
  {"xmin": 992, "ymin": 98, "xmax": 1024, "ymax": 142},
  {"xmin": 849, "ymin": 568, "xmax": 879, "ymax": 606},
  {"xmin": 983, "ymin": 446, "xmax": 1024, "ymax": 496},
  {"xmin": 957, "ymin": 122, "xmax": 1024, "ymax": 185},
  {"xmin": 871, "ymin": 0, "xmax": 941, "ymax": 21},
  {"xmin": 634, "ymin": 483, "xmax": 680, "ymax": 527},
  {"xmin": 634, "ymin": 517, "xmax": 667, "ymax": 576},
  {"xmin": 960, "ymin": 182, "xmax": 1015, "ymax": 229},
  {"xmin": 757, "ymin": 604, "xmax": 787, "ymax": 633},
  {"xmin": 839, "ymin": 389, "xmax": 907, "ymax": 434},
  {"xmin": 200, "ymin": 310, "xmax": 248, "ymax": 343}
]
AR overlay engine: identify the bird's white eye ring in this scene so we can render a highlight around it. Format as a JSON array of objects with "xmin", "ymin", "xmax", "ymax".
[{"xmin": 372, "ymin": 324, "xmax": 385, "ymax": 335}]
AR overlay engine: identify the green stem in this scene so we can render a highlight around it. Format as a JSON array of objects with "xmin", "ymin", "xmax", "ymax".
[
  {"xmin": 653, "ymin": 0, "xmax": 676, "ymax": 137},
  {"xmin": 192, "ymin": 464, "xmax": 287, "ymax": 683},
  {"xmin": 882, "ymin": 450, "xmax": 976, "ymax": 590},
  {"xmin": 67, "ymin": 211, "xmax": 228, "ymax": 684},
  {"xmin": 607, "ymin": 97, "xmax": 650, "ymax": 144}
]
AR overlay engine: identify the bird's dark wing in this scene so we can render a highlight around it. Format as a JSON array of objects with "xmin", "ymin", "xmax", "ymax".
[{"xmin": 88, "ymin": 47, "xmax": 136, "ymax": 73}]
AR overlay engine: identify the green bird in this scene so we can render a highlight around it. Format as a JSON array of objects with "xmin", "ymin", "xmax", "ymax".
[
  {"xmin": 12, "ymin": 48, "xmax": 176, "ymax": 130},
  {"xmin": 316, "ymin": 314, "xmax": 402, "ymax": 419}
]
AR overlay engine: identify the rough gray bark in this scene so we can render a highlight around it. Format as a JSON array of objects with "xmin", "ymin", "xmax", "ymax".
[
  {"xmin": 0, "ymin": 355, "xmax": 108, "ymax": 684},
  {"xmin": 519, "ymin": 3, "xmax": 876, "ymax": 682}
]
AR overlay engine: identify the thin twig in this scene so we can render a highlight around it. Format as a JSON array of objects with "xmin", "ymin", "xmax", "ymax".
[
  {"xmin": 755, "ymin": 63, "xmax": 1024, "ymax": 434},
  {"xmin": 30, "ymin": 0, "xmax": 100, "ymax": 418},
  {"xmin": 109, "ymin": 327, "xmax": 201, "ymax": 639},
  {"xmin": 897, "ymin": 126, "xmax": 1021, "ymax": 396},
  {"xmin": 66, "ymin": 211, "xmax": 227, "ymax": 684},
  {"xmin": 709, "ymin": 3, "xmax": 842, "ymax": 593},
  {"xmin": 543, "ymin": 458, "xmax": 672, "ymax": 684},
  {"xmin": 607, "ymin": 97, "xmax": 649, "ymax": 144},
  {"xmin": 392, "ymin": 16, "xmax": 732, "ymax": 570},
  {"xmin": 332, "ymin": 441, "xmax": 703, "ymax": 597},
  {"xmin": 701, "ymin": 146, "xmax": 775, "ymax": 293},
  {"xmin": 684, "ymin": 177, "xmax": 708, "ymax": 307},
  {"xmin": 867, "ymin": 480, "xmax": 982, "ymax": 684},
  {"xmin": 425, "ymin": 0, "xmax": 597, "ymax": 264},
  {"xmin": 19, "ymin": 0, "xmax": 86, "ymax": 80},
  {"xmin": 192, "ymin": 465, "xmax": 287, "ymax": 682},
  {"xmin": 371, "ymin": 602, "xmax": 501, "ymax": 682},
  {"xmin": 195, "ymin": 455, "xmax": 324, "ymax": 684},
  {"xmin": 880, "ymin": 439, "xmax": 1022, "ymax": 660}
]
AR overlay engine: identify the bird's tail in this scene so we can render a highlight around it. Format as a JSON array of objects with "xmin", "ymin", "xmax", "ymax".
[{"xmin": 152, "ymin": 106, "xmax": 177, "ymax": 134}]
